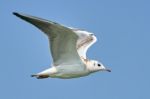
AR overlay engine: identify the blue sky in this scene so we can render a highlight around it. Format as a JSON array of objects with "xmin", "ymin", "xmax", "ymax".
[{"xmin": 0, "ymin": 0, "xmax": 150, "ymax": 99}]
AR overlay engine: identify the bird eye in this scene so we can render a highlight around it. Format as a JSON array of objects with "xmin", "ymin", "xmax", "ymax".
[{"xmin": 98, "ymin": 64, "xmax": 101, "ymax": 67}]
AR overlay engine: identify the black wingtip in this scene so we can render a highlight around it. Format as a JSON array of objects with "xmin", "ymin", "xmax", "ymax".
[
  {"xmin": 13, "ymin": 12, "xmax": 27, "ymax": 20},
  {"xmin": 13, "ymin": 12, "xmax": 20, "ymax": 16}
]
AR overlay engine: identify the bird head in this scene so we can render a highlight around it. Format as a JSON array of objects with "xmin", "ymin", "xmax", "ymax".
[{"xmin": 88, "ymin": 60, "xmax": 111, "ymax": 73}]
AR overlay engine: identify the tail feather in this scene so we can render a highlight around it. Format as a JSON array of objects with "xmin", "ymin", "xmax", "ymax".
[
  {"xmin": 31, "ymin": 74, "xmax": 49, "ymax": 79},
  {"xmin": 31, "ymin": 74, "xmax": 38, "ymax": 77}
]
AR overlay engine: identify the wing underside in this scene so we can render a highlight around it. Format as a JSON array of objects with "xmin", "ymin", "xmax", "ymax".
[{"xmin": 74, "ymin": 30, "xmax": 97, "ymax": 59}]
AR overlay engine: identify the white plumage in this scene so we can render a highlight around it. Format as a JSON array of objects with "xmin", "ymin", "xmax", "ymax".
[{"xmin": 13, "ymin": 12, "xmax": 111, "ymax": 79}]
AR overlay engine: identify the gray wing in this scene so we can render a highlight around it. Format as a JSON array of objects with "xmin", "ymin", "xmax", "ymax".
[{"xmin": 13, "ymin": 12, "xmax": 83, "ymax": 66}]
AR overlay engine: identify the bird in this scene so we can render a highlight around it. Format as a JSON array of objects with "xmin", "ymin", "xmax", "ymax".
[{"xmin": 13, "ymin": 12, "xmax": 111, "ymax": 79}]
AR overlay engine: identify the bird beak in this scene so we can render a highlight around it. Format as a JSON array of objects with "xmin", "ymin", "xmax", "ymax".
[{"xmin": 105, "ymin": 69, "xmax": 111, "ymax": 72}]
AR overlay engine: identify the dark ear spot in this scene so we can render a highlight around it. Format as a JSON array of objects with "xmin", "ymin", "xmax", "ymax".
[{"xmin": 94, "ymin": 62, "xmax": 95, "ymax": 66}]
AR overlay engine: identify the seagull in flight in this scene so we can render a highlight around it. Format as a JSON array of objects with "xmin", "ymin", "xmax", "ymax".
[{"xmin": 13, "ymin": 12, "xmax": 111, "ymax": 79}]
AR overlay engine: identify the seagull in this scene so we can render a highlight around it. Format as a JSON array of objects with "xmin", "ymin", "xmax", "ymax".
[{"xmin": 13, "ymin": 12, "xmax": 111, "ymax": 79}]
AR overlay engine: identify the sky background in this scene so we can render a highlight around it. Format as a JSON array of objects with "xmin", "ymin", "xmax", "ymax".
[{"xmin": 0, "ymin": 0, "xmax": 150, "ymax": 99}]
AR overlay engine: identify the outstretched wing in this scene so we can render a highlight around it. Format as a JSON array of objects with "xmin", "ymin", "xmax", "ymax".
[
  {"xmin": 13, "ymin": 12, "xmax": 83, "ymax": 66},
  {"xmin": 72, "ymin": 29, "xmax": 97, "ymax": 59}
]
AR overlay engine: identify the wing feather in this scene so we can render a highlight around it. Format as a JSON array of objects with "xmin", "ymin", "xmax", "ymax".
[
  {"xmin": 72, "ymin": 29, "xmax": 97, "ymax": 59},
  {"xmin": 13, "ymin": 12, "xmax": 83, "ymax": 66}
]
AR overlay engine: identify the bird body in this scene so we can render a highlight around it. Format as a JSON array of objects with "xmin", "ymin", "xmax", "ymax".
[
  {"xmin": 13, "ymin": 12, "xmax": 111, "ymax": 79},
  {"xmin": 32, "ymin": 60, "xmax": 99, "ymax": 79}
]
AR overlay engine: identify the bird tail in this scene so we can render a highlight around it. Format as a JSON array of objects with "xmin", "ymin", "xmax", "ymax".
[
  {"xmin": 31, "ymin": 74, "xmax": 49, "ymax": 79},
  {"xmin": 31, "ymin": 74, "xmax": 37, "ymax": 77}
]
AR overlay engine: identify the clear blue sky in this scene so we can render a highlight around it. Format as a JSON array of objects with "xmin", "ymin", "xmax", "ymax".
[{"xmin": 0, "ymin": 0, "xmax": 150, "ymax": 99}]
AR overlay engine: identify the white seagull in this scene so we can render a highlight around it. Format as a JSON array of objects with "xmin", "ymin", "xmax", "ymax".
[{"xmin": 13, "ymin": 12, "xmax": 111, "ymax": 79}]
